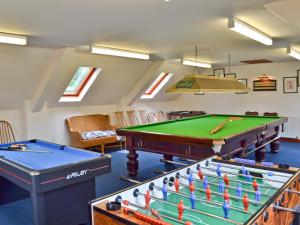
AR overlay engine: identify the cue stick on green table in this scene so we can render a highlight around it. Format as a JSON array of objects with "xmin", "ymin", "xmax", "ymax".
[
  {"xmin": 0, "ymin": 147, "xmax": 52, "ymax": 153},
  {"xmin": 209, "ymin": 116, "xmax": 242, "ymax": 135}
]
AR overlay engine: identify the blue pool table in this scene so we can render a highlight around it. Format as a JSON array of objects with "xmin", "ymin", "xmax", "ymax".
[{"xmin": 0, "ymin": 139, "xmax": 111, "ymax": 225}]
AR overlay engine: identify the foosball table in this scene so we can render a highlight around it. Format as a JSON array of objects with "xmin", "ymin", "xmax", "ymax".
[{"xmin": 90, "ymin": 156, "xmax": 300, "ymax": 225}]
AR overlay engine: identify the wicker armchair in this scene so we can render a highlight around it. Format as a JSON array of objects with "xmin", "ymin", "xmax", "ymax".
[
  {"xmin": 66, "ymin": 114, "xmax": 118, "ymax": 153},
  {"xmin": 0, "ymin": 121, "xmax": 16, "ymax": 144}
]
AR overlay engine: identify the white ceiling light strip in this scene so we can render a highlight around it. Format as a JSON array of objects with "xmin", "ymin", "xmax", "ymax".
[
  {"xmin": 182, "ymin": 59, "xmax": 212, "ymax": 68},
  {"xmin": 0, "ymin": 32, "xmax": 27, "ymax": 45},
  {"xmin": 287, "ymin": 47, "xmax": 300, "ymax": 60},
  {"xmin": 228, "ymin": 17, "xmax": 273, "ymax": 46},
  {"xmin": 90, "ymin": 46, "xmax": 149, "ymax": 60}
]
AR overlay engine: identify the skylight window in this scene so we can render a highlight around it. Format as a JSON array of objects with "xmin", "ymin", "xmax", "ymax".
[
  {"xmin": 59, "ymin": 67, "xmax": 101, "ymax": 102},
  {"xmin": 140, "ymin": 72, "xmax": 173, "ymax": 99}
]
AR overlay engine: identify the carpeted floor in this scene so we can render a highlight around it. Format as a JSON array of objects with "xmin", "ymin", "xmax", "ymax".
[{"xmin": 0, "ymin": 142, "xmax": 299, "ymax": 225}]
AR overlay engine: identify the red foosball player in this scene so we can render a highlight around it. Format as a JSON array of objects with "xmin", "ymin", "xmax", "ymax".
[
  {"xmin": 223, "ymin": 189, "xmax": 230, "ymax": 202},
  {"xmin": 178, "ymin": 200, "xmax": 185, "ymax": 220},
  {"xmin": 243, "ymin": 194, "xmax": 249, "ymax": 212},
  {"xmin": 206, "ymin": 185, "xmax": 211, "ymax": 201},
  {"xmin": 252, "ymin": 179, "xmax": 258, "ymax": 191},
  {"xmin": 198, "ymin": 168, "xmax": 204, "ymax": 180},
  {"xmin": 145, "ymin": 190, "xmax": 150, "ymax": 209},
  {"xmin": 174, "ymin": 178, "xmax": 180, "ymax": 193},
  {"xmin": 223, "ymin": 174, "xmax": 229, "ymax": 186},
  {"xmin": 189, "ymin": 182, "xmax": 195, "ymax": 193}
]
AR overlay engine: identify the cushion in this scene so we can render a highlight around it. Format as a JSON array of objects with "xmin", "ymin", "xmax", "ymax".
[{"xmin": 81, "ymin": 130, "xmax": 116, "ymax": 140}]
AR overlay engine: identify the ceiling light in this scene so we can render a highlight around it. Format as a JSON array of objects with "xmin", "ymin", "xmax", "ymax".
[
  {"xmin": 182, "ymin": 59, "xmax": 212, "ymax": 68},
  {"xmin": 166, "ymin": 75, "xmax": 250, "ymax": 94},
  {"xmin": 287, "ymin": 47, "xmax": 300, "ymax": 60},
  {"xmin": 228, "ymin": 17, "xmax": 273, "ymax": 46},
  {"xmin": 90, "ymin": 46, "xmax": 149, "ymax": 60},
  {"xmin": 0, "ymin": 32, "xmax": 27, "ymax": 45}
]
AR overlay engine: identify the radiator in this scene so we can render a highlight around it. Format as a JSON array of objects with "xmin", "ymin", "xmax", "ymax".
[{"xmin": 280, "ymin": 117, "xmax": 298, "ymax": 139}]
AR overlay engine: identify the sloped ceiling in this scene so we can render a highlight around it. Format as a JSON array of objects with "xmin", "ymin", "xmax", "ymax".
[
  {"xmin": 48, "ymin": 51, "xmax": 153, "ymax": 107},
  {"xmin": 0, "ymin": 45, "xmax": 53, "ymax": 110}
]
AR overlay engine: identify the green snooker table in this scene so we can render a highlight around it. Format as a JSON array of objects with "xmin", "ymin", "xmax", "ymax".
[{"xmin": 116, "ymin": 114, "xmax": 287, "ymax": 176}]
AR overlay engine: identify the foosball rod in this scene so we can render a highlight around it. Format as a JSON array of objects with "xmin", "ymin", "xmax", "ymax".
[
  {"xmin": 134, "ymin": 189, "xmax": 243, "ymax": 225},
  {"xmin": 208, "ymin": 160, "xmax": 290, "ymax": 178},
  {"xmin": 159, "ymin": 159, "xmax": 278, "ymax": 190},
  {"xmin": 171, "ymin": 177, "xmax": 262, "ymax": 205},
  {"xmin": 122, "ymin": 206, "xmax": 172, "ymax": 225},
  {"xmin": 286, "ymin": 189, "xmax": 300, "ymax": 195},
  {"xmin": 151, "ymin": 183, "xmax": 254, "ymax": 213},
  {"xmin": 197, "ymin": 164, "xmax": 285, "ymax": 184},
  {"xmin": 154, "ymin": 168, "xmax": 272, "ymax": 198},
  {"xmin": 120, "ymin": 175, "xmax": 254, "ymax": 211},
  {"xmin": 273, "ymin": 204, "xmax": 300, "ymax": 214},
  {"xmin": 123, "ymin": 200, "xmax": 192, "ymax": 225},
  {"xmin": 183, "ymin": 173, "xmax": 272, "ymax": 197},
  {"xmin": 186, "ymin": 170, "xmax": 278, "ymax": 190}
]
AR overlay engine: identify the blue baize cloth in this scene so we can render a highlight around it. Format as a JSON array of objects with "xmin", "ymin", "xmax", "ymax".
[{"xmin": 81, "ymin": 130, "xmax": 116, "ymax": 140}]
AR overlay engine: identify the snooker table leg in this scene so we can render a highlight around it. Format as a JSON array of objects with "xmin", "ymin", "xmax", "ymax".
[
  {"xmin": 126, "ymin": 137, "xmax": 139, "ymax": 176},
  {"xmin": 270, "ymin": 127, "xmax": 281, "ymax": 153},
  {"xmin": 163, "ymin": 154, "xmax": 173, "ymax": 161},
  {"xmin": 255, "ymin": 134, "xmax": 266, "ymax": 162}
]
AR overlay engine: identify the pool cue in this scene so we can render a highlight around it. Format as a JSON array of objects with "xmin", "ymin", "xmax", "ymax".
[
  {"xmin": 209, "ymin": 117, "xmax": 242, "ymax": 135},
  {"xmin": 160, "ymin": 159, "xmax": 189, "ymax": 166},
  {"xmin": 120, "ymin": 176, "xmax": 142, "ymax": 184},
  {"xmin": 0, "ymin": 148, "xmax": 51, "ymax": 153}
]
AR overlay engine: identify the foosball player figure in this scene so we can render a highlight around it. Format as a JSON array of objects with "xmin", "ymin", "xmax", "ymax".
[
  {"xmin": 203, "ymin": 177, "xmax": 208, "ymax": 190},
  {"xmin": 223, "ymin": 174, "xmax": 230, "ymax": 186},
  {"xmin": 145, "ymin": 190, "xmax": 151, "ymax": 209},
  {"xmin": 218, "ymin": 179, "xmax": 225, "ymax": 193},
  {"xmin": 222, "ymin": 200, "xmax": 230, "ymax": 219},
  {"xmin": 174, "ymin": 178, "xmax": 180, "ymax": 193},
  {"xmin": 236, "ymin": 182, "xmax": 242, "ymax": 197},
  {"xmin": 178, "ymin": 200, "xmax": 185, "ymax": 220},
  {"xmin": 189, "ymin": 182, "xmax": 195, "ymax": 193},
  {"xmin": 243, "ymin": 194, "xmax": 249, "ymax": 212},
  {"xmin": 162, "ymin": 183, "xmax": 168, "ymax": 201},
  {"xmin": 198, "ymin": 168, "xmax": 204, "ymax": 180},
  {"xmin": 255, "ymin": 188, "xmax": 261, "ymax": 202},
  {"xmin": 206, "ymin": 185, "xmax": 211, "ymax": 201},
  {"xmin": 252, "ymin": 179, "xmax": 258, "ymax": 191},
  {"xmin": 223, "ymin": 189, "xmax": 230, "ymax": 202},
  {"xmin": 189, "ymin": 192, "xmax": 196, "ymax": 209},
  {"xmin": 216, "ymin": 164, "xmax": 222, "ymax": 177}
]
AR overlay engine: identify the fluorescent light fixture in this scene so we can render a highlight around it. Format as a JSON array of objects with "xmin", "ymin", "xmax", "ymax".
[
  {"xmin": 0, "ymin": 32, "xmax": 27, "ymax": 45},
  {"xmin": 182, "ymin": 59, "xmax": 212, "ymax": 68},
  {"xmin": 228, "ymin": 17, "xmax": 272, "ymax": 46},
  {"xmin": 90, "ymin": 46, "xmax": 149, "ymax": 60},
  {"xmin": 287, "ymin": 47, "xmax": 300, "ymax": 60},
  {"xmin": 141, "ymin": 72, "xmax": 173, "ymax": 99}
]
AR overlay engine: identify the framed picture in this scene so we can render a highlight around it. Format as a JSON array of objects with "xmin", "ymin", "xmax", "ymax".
[
  {"xmin": 236, "ymin": 78, "xmax": 248, "ymax": 94},
  {"xmin": 253, "ymin": 77, "xmax": 277, "ymax": 91},
  {"xmin": 297, "ymin": 70, "xmax": 300, "ymax": 86},
  {"xmin": 213, "ymin": 68, "xmax": 225, "ymax": 77},
  {"xmin": 224, "ymin": 73, "xmax": 236, "ymax": 78},
  {"xmin": 283, "ymin": 77, "xmax": 298, "ymax": 93}
]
